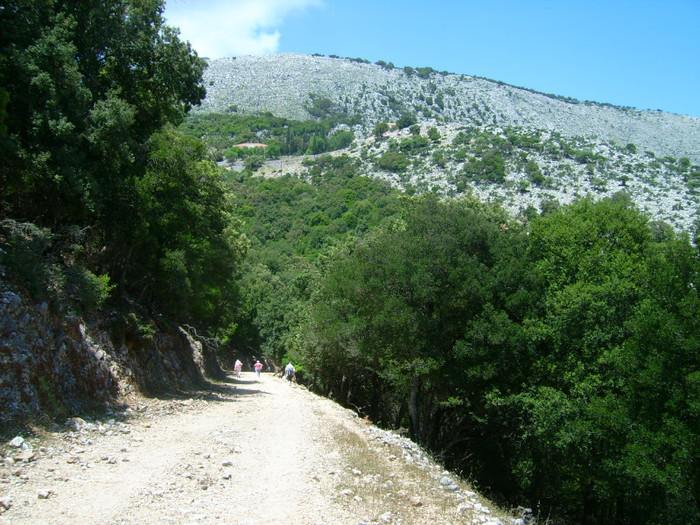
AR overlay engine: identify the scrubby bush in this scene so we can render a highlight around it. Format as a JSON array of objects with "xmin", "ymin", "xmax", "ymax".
[{"xmin": 377, "ymin": 151, "xmax": 409, "ymax": 172}]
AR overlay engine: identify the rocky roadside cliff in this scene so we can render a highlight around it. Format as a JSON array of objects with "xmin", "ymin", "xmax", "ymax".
[{"xmin": 0, "ymin": 279, "xmax": 224, "ymax": 429}]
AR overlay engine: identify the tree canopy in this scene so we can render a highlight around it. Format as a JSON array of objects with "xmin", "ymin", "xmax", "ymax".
[
  {"xmin": 296, "ymin": 194, "xmax": 700, "ymax": 524},
  {"xmin": 0, "ymin": 0, "xmax": 245, "ymax": 333}
]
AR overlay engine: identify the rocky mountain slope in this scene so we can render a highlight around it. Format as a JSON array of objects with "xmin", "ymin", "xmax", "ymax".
[
  {"xmin": 199, "ymin": 53, "xmax": 700, "ymax": 164},
  {"xmin": 197, "ymin": 54, "xmax": 700, "ymax": 234}
]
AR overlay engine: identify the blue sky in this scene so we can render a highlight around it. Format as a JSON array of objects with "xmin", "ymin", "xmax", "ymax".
[{"xmin": 164, "ymin": 0, "xmax": 700, "ymax": 117}]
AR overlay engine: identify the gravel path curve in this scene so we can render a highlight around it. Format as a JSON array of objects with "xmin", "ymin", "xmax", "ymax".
[{"xmin": 1, "ymin": 372, "xmax": 508, "ymax": 525}]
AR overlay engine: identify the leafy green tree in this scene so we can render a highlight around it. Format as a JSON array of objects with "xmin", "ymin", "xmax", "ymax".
[
  {"xmin": 432, "ymin": 150, "xmax": 446, "ymax": 168},
  {"xmin": 131, "ymin": 126, "xmax": 247, "ymax": 327},
  {"xmin": 399, "ymin": 135, "xmax": 430, "ymax": 154},
  {"xmin": 462, "ymin": 149, "xmax": 506, "ymax": 182},
  {"xmin": 525, "ymin": 160, "xmax": 545, "ymax": 185},
  {"xmin": 327, "ymin": 130, "xmax": 354, "ymax": 150},
  {"xmin": 299, "ymin": 193, "xmax": 700, "ymax": 523},
  {"xmin": 0, "ymin": 0, "xmax": 206, "ymax": 227},
  {"xmin": 304, "ymin": 195, "xmax": 522, "ymax": 433},
  {"xmin": 495, "ymin": 197, "xmax": 700, "ymax": 523},
  {"xmin": 396, "ymin": 113, "xmax": 417, "ymax": 130},
  {"xmin": 243, "ymin": 155, "xmax": 265, "ymax": 171},
  {"xmin": 373, "ymin": 121, "xmax": 390, "ymax": 140},
  {"xmin": 306, "ymin": 135, "xmax": 327, "ymax": 155},
  {"xmin": 376, "ymin": 150, "xmax": 409, "ymax": 172}
]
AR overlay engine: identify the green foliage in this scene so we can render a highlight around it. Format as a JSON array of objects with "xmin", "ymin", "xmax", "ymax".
[
  {"xmin": 296, "ymin": 194, "xmax": 700, "ymax": 524},
  {"xmin": 224, "ymin": 145, "xmax": 276, "ymax": 161},
  {"xmin": 0, "ymin": 0, "xmax": 248, "ymax": 333},
  {"xmin": 64, "ymin": 266, "xmax": 115, "ymax": 312},
  {"xmin": 180, "ymin": 112, "xmax": 356, "ymax": 159},
  {"xmin": 396, "ymin": 113, "xmax": 418, "ymax": 130},
  {"xmin": 415, "ymin": 67, "xmax": 436, "ymax": 79},
  {"xmin": 243, "ymin": 155, "xmax": 265, "ymax": 171},
  {"xmin": 130, "ymin": 126, "xmax": 248, "ymax": 325},
  {"xmin": 328, "ymin": 130, "xmax": 355, "ymax": 150},
  {"xmin": 461, "ymin": 149, "xmax": 506, "ymax": 183},
  {"xmin": 525, "ymin": 160, "xmax": 545, "ymax": 186},
  {"xmin": 0, "ymin": 219, "xmax": 113, "ymax": 312},
  {"xmin": 225, "ymin": 158, "xmax": 401, "ymax": 357},
  {"xmin": 432, "ymin": 150, "xmax": 447, "ymax": 168},
  {"xmin": 0, "ymin": 220, "xmax": 59, "ymax": 300},
  {"xmin": 303, "ymin": 194, "xmax": 522, "ymax": 426},
  {"xmin": 398, "ymin": 135, "xmax": 430, "ymax": 154},
  {"xmin": 0, "ymin": 0, "xmax": 206, "ymax": 227},
  {"xmin": 498, "ymin": 198, "xmax": 700, "ymax": 523},
  {"xmin": 377, "ymin": 150, "xmax": 409, "ymax": 172},
  {"xmin": 373, "ymin": 121, "xmax": 390, "ymax": 139},
  {"xmin": 687, "ymin": 171, "xmax": 700, "ymax": 194}
]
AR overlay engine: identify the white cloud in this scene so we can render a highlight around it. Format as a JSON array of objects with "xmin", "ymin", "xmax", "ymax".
[{"xmin": 164, "ymin": 0, "xmax": 323, "ymax": 59}]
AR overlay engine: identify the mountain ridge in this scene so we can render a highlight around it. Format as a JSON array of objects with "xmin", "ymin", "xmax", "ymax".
[{"xmin": 198, "ymin": 53, "xmax": 700, "ymax": 164}]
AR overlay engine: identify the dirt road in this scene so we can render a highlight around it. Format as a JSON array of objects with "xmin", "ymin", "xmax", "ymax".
[{"xmin": 1, "ymin": 372, "xmax": 508, "ymax": 525}]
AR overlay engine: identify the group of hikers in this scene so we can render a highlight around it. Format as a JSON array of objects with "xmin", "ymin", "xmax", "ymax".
[{"xmin": 233, "ymin": 357, "xmax": 296, "ymax": 383}]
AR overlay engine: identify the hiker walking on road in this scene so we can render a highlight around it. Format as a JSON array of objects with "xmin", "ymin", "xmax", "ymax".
[
  {"xmin": 285, "ymin": 361, "xmax": 295, "ymax": 384},
  {"xmin": 234, "ymin": 359, "xmax": 242, "ymax": 377},
  {"xmin": 254, "ymin": 360, "xmax": 263, "ymax": 379}
]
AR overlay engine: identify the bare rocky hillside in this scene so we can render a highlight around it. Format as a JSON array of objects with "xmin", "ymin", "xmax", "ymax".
[{"xmin": 199, "ymin": 53, "xmax": 700, "ymax": 164}]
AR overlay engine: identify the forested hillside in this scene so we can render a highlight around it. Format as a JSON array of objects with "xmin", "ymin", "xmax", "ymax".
[{"xmin": 2, "ymin": 3, "xmax": 700, "ymax": 524}]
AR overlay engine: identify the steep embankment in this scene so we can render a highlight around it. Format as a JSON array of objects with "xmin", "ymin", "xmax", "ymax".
[
  {"xmin": 0, "ymin": 372, "xmax": 521, "ymax": 525},
  {"xmin": 0, "ymin": 281, "xmax": 223, "ymax": 428},
  {"xmin": 199, "ymin": 53, "xmax": 700, "ymax": 164}
]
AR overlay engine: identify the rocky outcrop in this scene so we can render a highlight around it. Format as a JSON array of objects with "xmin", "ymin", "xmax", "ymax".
[{"xmin": 0, "ymin": 281, "xmax": 225, "ymax": 428}]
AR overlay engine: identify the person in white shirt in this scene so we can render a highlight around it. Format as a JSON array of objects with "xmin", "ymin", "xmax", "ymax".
[{"xmin": 284, "ymin": 361, "xmax": 295, "ymax": 383}]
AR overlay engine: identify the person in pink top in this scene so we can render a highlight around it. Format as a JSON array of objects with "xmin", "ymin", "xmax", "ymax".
[{"xmin": 254, "ymin": 360, "xmax": 263, "ymax": 379}]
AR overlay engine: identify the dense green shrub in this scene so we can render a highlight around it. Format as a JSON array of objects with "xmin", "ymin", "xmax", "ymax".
[
  {"xmin": 0, "ymin": 220, "xmax": 113, "ymax": 312},
  {"xmin": 377, "ymin": 150, "xmax": 410, "ymax": 172},
  {"xmin": 181, "ymin": 113, "xmax": 356, "ymax": 158}
]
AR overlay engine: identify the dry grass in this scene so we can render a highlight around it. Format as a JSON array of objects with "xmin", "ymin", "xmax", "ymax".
[{"xmin": 326, "ymin": 415, "xmax": 510, "ymax": 525}]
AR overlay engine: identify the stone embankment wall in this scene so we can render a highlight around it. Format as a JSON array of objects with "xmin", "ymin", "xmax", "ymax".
[{"xmin": 0, "ymin": 282, "xmax": 224, "ymax": 427}]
